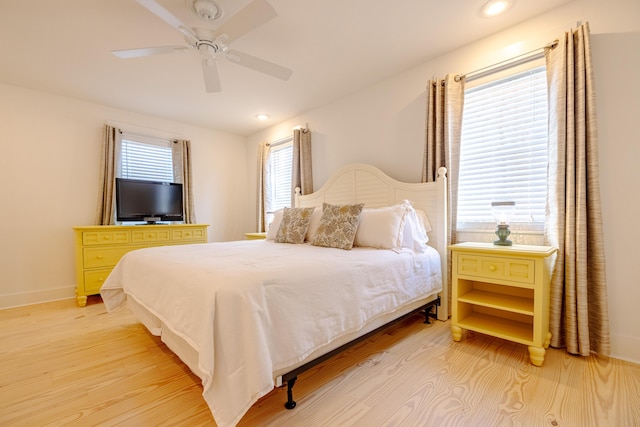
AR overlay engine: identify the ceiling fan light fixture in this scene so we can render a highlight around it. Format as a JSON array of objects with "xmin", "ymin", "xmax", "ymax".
[{"xmin": 481, "ymin": 0, "xmax": 511, "ymax": 17}]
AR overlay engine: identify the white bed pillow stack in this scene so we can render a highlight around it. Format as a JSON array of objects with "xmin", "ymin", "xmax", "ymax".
[
  {"xmin": 353, "ymin": 200, "xmax": 430, "ymax": 252},
  {"xmin": 268, "ymin": 200, "xmax": 431, "ymax": 252}
]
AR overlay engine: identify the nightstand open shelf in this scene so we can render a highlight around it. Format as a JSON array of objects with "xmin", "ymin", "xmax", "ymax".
[
  {"xmin": 450, "ymin": 242, "xmax": 557, "ymax": 366},
  {"xmin": 456, "ymin": 311, "xmax": 533, "ymax": 344},
  {"xmin": 456, "ymin": 281, "xmax": 535, "ymax": 315}
]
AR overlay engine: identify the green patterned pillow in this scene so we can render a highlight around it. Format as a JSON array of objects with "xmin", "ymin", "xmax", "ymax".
[
  {"xmin": 275, "ymin": 207, "xmax": 315, "ymax": 244},
  {"xmin": 312, "ymin": 203, "xmax": 365, "ymax": 250}
]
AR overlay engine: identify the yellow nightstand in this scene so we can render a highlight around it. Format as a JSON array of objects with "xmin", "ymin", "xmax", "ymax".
[
  {"xmin": 244, "ymin": 232, "xmax": 267, "ymax": 240},
  {"xmin": 449, "ymin": 242, "xmax": 557, "ymax": 366}
]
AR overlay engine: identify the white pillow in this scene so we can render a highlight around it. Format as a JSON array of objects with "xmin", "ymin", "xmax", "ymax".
[
  {"xmin": 353, "ymin": 203, "xmax": 411, "ymax": 249},
  {"xmin": 415, "ymin": 209, "xmax": 432, "ymax": 233},
  {"xmin": 402, "ymin": 205, "xmax": 430, "ymax": 252},
  {"xmin": 305, "ymin": 207, "xmax": 323, "ymax": 242},
  {"xmin": 266, "ymin": 209, "xmax": 283, "ymax": 240}
]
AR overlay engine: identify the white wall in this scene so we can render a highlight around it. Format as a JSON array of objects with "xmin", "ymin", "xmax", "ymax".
[
  {"xmin": 245, "ymin": 0, "xmax": 640, "ymax": 362},
  {"xmin": 0, "ymin": 83, "xmax": 247, "ymax": 308}
]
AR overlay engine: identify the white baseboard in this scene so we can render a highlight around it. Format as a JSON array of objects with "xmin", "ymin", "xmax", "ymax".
[
  {"xmin": 610, "ymin": 333, "xmax": 640, "ymax": 365},
  {"xmin": 0, "ymin": 287, "xmax": 76, "ymax": 310}
]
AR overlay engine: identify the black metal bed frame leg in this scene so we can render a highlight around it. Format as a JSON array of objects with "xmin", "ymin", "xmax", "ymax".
[
  {"xmin": 423, "ymin": 296, "xmax": 441, "ymax": 324},
  {"xmin": 284, "ymin": 377, "xmax": 297, "ymax": 409}
]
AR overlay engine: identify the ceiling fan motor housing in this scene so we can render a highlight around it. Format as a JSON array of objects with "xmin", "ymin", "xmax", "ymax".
[{"xmin": 192, "ymin": 0, "xmax": 222, "ymax": 21}]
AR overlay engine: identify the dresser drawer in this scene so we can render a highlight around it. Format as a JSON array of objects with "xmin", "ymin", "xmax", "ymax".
[
  {"xmin": 172, "ymin": 228, "xmax": 206, "ymax": 242},
  {"xmin": 84, "ymin": 268, "xmax": 113, "ymax": 294},
  {"xmin": 457, "ymin": 253, "xmax": 535, "ymax": 285},
  {"xmin": 82, "ymin": 230, "xmax": 130, "ymax": 246},
  {"xmin": 83, "ymin": 246, "xmax": 144, "ymax": 268},
  {"xmin": 131, "ymin": 229, "xmax": 171, "ymax": 243}
]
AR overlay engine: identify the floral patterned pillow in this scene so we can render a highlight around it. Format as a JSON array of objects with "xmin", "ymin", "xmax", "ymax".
[
  {"xmin": 275, "ymin": 207, "xmax": 315, "ymax": 244},
  {"xmin": 312, "ymin": 203, "xmax": 365, "ymax": 250}
]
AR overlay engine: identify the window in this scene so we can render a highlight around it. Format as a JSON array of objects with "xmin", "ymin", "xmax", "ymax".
[
  {"xmin": 120, "ymin": 135, "xmax": 175, "ymax": 182},
  {"xmin": 265, "ymin": 138, "xmax": 293, "ymax": 225},
  {"xmin": 457, "ymin": 65, "xmax": 548, "ymax": 234}
]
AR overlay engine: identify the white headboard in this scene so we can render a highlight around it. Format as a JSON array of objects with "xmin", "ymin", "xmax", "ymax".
[{"xmin": 295, "ymin": 163, "xmax": 448, "ymax": 320}]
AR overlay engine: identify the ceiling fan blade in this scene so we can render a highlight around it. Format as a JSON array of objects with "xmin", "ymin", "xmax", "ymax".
[
  {"xmin": 112, "ymin": 45, "xmax": 190, "ymax": 59},
  {"xmin": 215, "ymin": 0, "xmax": 278, "ymax": 43},
  {"xmin": 226, "ymin": 49, "xmax": 292, "ymax": 81},
  {"xmin": 136, "ymin": 0, "xmax": 198, "ymax": 44},
  {"xmin": 201, "ymin": 57, "xmax": 222, "ymax": 92}
]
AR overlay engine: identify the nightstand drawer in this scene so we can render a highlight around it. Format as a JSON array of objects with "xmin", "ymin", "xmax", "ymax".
[{"xmin": 457, "ymin": 254, "xmax": 535, "ymax": 285}]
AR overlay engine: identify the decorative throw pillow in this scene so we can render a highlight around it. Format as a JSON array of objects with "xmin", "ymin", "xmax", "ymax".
[
  {"xmin": 275, "ymin": 207, "xmax": 315, "ymax": 244},
  {"xmin": 312, "ymin": 203, "xmax": 364, "ymax": 250}
]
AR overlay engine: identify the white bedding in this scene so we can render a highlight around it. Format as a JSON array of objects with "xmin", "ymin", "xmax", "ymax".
[{"xmin": 101, "ymin": 240, "xmax": 442, "ymax": 427}]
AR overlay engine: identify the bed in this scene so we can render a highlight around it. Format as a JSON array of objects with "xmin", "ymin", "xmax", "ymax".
[{"xmin": 101, "ymin": 163, "xmax": 448, "ymax": 427}]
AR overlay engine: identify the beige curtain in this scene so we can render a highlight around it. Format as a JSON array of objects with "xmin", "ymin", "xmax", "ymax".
[
  {"xmin": 256, "ymin": 142, "xmax": 271, "ymax": 232},
  {"xmin": 172, "ymin": 139, "xmax": 196, "ymax": 224},
  {"xmin": 422, "ymin": 75, "xmax": 465, "ymax": 315},
  {"xmin": 96, "ymin": 125, "xmax": 120, "ymax": 225},
  {"xmin": 291, "ymin": 128, "xmax": 313, "ymax": 205},
  {"xmin": 545, "ymin": 22, "xmax": 610, "ymax": 356}
]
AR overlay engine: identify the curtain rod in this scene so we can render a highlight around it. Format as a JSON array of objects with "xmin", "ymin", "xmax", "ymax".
[
  {"xmin": 455, "ymin": 39, "xmax": 558, "ymax": 83},
  {"xmin": 266, "ymin": 135, "xmax": 293, "ymax": 147},
  {"xmin": 265, "ymin": 124, "xmax": 309, "ymax": 147},
  {"xmin": 106, "ymin": 120, "xmax": 186, "ymax": 140}
]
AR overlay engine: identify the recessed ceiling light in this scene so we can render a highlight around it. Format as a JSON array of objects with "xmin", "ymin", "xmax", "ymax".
[
  {"xmin": 482, "ymin": 0, "xmax": 511, "ymax": 17},
  {"xmin": 255, "ymin": 114, "xmax": 270, "ymax": 121}
]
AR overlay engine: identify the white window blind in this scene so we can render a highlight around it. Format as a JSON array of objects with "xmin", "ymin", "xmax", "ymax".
[
  {"xmin": 457, "ymin": 65, "xmax": 548, "ymax": 229},
  {"xmin": 120, "ymin": 137, "xmax": 174, "ymax": 182},
  {"xmin": 268, "ymin": 141, "xmax": 293, "ymax": 213}
]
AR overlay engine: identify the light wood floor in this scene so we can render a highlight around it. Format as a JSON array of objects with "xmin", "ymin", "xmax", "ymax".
[{"xmin": 1, "ymin": 297, "xmax": 638, "ymax": 427}]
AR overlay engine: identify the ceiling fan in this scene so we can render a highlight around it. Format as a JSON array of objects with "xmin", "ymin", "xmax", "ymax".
[{"xmin": 112, "ymin": 0, "xmax": 293, "ymax": 92}]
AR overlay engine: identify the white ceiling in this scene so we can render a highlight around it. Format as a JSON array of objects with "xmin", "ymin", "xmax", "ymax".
[{"xmin": 0, "ymin": 0, "xmax": 571, "ymax": 136}]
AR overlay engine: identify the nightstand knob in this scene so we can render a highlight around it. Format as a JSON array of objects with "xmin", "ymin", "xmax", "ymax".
[{"xmin": 488, "ymin": 264, "xmax": 497, "ymax": 271}]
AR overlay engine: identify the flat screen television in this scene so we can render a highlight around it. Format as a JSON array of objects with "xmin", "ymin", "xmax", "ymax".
[{"xmin": 115, "ymin": 178, "xmax": 184, "ymax": 224}]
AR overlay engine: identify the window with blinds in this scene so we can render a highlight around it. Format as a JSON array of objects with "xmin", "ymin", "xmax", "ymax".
[
  {"xmin": 120, "ymin": 137, "xmax": 175, "ymax": 182},
  {"xmin": 457, "ymin": 65, "xmax": 548, "ymax": 231},
  {"xmin": 267, "ymin": 140, "xmax": 293, "ymax": 215}
]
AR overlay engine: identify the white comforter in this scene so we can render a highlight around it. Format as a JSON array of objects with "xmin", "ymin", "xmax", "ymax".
[{"xmin": 101, "ymin": 240, "xmax": 442, "ymax": 426}]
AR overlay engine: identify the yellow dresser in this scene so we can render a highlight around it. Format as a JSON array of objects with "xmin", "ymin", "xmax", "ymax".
[
  {"xmin": 73, "ymin": 224, "xmax": 208, "ymax": 306},
  {"xmin": 449, "ymin": 242, "xmax": 556, "ymax": 366}
]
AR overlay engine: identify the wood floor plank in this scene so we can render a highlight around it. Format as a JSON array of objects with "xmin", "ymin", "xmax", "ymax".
[{"xmin": 1, "ymin": 297, "xmax": 638, "ymax": 426}]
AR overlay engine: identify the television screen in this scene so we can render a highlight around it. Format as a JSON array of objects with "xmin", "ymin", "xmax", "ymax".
[{"xmin": 115, "ymin": 178, "xmax": 184, "ymax": 223}]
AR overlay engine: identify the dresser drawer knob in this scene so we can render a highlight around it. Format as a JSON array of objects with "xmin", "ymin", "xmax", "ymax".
[
  {"xmin": 96, "ymin": 255, "xmax": 104, "ymax": 260},
  {"xmin": 488, "ymin": 265, "xmax": 497, "ymax": 272}
]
